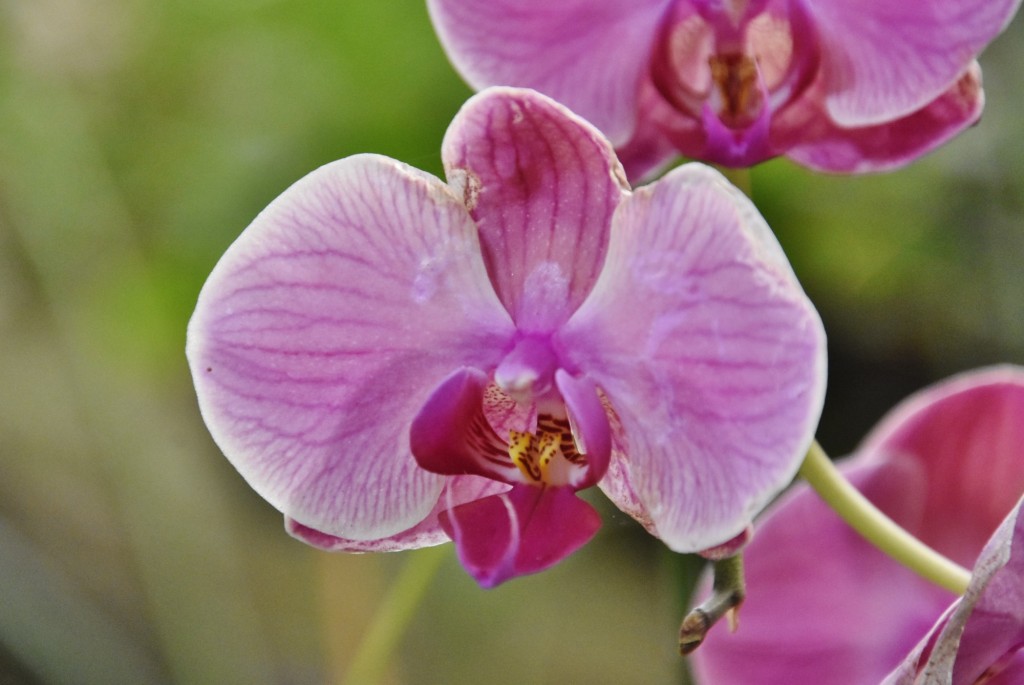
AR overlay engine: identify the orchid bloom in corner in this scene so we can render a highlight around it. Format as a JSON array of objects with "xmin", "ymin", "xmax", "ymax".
[
  {"xmin": 691, "ymin": 366, "xmax": 1024, "ymax": 684},
  {"xmin": 428, "ymin": 0, "xmax": 1021, "ymax": 176},
  {"xmin": 186, "ymin": 87, "xmax": 825, "ymax": 588}
]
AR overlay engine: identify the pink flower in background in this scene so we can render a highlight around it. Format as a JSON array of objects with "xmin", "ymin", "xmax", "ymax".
[
  {"xmin": 428, "ymin": 0, "xmax": 1021, "ymax": 176},
  {"xmin": 691, "ymin": 366, "xmax": 1024, "ymax": 684},
  {"xmin": 187, "ymin": 87, "xmax": 825, "ymax": 587}
]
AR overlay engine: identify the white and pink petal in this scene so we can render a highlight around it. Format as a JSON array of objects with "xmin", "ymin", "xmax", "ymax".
[
  {"xmin": 558, "ymin": 163, "xmax": 826, "ymax": 551},
  {"xmin": 786, "ymin": 64, "xmax": 984, "ymax": 173},
  {"xmin": 187, "ymin": 155, "xmax": 515, "ymax": 543},
  {"xmin": 428, "ymin": 0, "xmax": 672, "ymax": 145},
  {"xmin": 284, "ymin": 475, "xmax": 509, "ymax": 552},
  {"xmin": 808, "ymin": 0, "xmax": 1020, "ymax": 125}
]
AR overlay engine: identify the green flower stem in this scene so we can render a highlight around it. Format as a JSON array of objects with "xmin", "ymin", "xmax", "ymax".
[
  {"xmin": 799, "ymin": 440, "xmax": 971, "ymax": 595},
  {"xmin": 344, "ymin": 545, "xmax": 448, "ymax": 685},
  {"xmin": 679, "ymin": 554, "xmax": 745, "ymax": 655}
]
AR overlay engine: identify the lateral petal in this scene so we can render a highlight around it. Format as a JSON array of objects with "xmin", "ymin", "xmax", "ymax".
[
  {"xmin": 442, "ymin": 88, "xmax": 628, "ymax": 332},
  {"xmin": 787, "ymin": 64, "xmax": 984, "ymax": 173},
  {"xmin": 558, "ymin": 163, "xmax": 826, "ymax": 551},
  {"xmin": 809, "ymin": 0, "xmax": 1019, "ymax": 125},
  {"xmin": 428, "ymin": 0, "xmax": 671, "ymax": 145},
  {"xmin": 187, "ymin": 155, "xmax": 515, "ymax": 542}
]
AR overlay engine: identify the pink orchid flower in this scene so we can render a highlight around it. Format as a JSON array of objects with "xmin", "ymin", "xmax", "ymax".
[
  {"xmin": 428, "ymin": 0, "xmax": 1020, "ymax": 176},
  {"xmin": 691, "ymin": 366, "xmax": 1024, "ymax": 683},
  {"xmin": 186, "ymin": 87, "xmax": 826, "ymax": 587}
]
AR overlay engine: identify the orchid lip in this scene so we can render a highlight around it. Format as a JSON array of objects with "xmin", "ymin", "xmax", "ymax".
[
  {"xmin": 408, "ymin": 364, "xmax": 612, "ymax": 586},
  {"xmin": 409, "ymin": 366, "xmax": 610, "ymax": 491}
]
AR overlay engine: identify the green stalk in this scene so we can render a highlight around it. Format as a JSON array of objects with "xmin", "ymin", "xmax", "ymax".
[
  {"xmin": 799, "ymin": 440, "xmax": 971, "ymax": 595},
  {"xmin": 344, "ymin": 546, "xmax": 448, "ymax": 685},
  {"xmin": 679, "ymin": 554, "xmax": 745, "ymax": 655}
]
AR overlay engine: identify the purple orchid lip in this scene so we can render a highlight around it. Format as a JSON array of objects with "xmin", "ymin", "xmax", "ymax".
[
  {"xmin": 187, "ymin": 86, "xmax": 826, "ymax": 586},
  {"xmin": 691, "ymin": 366, "xmax": 1024, "ymax": 684},
  {"xmin": 428, "ymin": 0, "xmax": 1019, "ymax": 176}
]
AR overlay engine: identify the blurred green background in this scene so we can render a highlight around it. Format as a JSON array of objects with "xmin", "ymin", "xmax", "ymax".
[{"xmin": 0, "ymin": 2, "xmax": 1020, "ymax": 683}]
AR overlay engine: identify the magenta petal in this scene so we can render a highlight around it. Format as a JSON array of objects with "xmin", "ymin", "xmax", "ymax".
[
  {"xmin": 788, "ymin": 64, "xmax": 984, "ymax": 173},
  {"xmin": 428, "ymin": 0, "xmax": 671, "ymax": 145},
  {"xmin": 859, "ymin": 366, "xmax": 1024, "ymax": 567},
  {"xmin": 442, "ymin": 88, "xmax": 629, "ymax": 332},
  {"xmin": 410, "ymin": 367, "xmax": 522, "ymax": 484},
  {"xmin": 883, "ymin": 498, "xmax": 1024, "ymax": 684},
  {"xmin": 187, "ymin": 155, "xmax": 515, "ymax": 541},
  {"xmin": 439, "ymin": 485, "xmax": 601, "ymax": 587},
  {"xmin": 810, "ymin": 0, "xmax": 1019, "ymax": 125},
  {"xmin": 284, "ymin": 475, "xmax": 509, "ymax": 552},
  {"xmin": 558, "ymin": 163, "xmax": 826, "ymax": 551}
]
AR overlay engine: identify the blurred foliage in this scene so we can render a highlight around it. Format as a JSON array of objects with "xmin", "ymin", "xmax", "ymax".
[{"xmin": 0, "ymin": 0, "xmax": 1021, "ymax": 683}]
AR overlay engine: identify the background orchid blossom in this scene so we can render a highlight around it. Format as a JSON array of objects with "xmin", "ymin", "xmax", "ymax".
[
  {"xmin": 427, "ymin": 0, "xmax": 1022, "ymax": 176},
  {"xmin": 691, "ymin": 366, "xmax": 1024, "ymax": 684},
  {"xmin": 186, "ymin": 87, "xmax": 826, "ymax": 588}
]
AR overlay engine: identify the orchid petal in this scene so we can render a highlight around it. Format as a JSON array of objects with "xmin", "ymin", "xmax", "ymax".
[
  {"xmin": 410, "ymin": 367, "xmax": 525, "ymax": 484},
  {"xmin": 559, "ymin": 163, "xmax": 826, "ymax": 551},
  {"xmin": 439, "ymin": 485, "xmax": 601, "ymax": 588},
  {"xmin": 284, "ymin": 475, "xmax": 508, "ymax": 552},
  {"xmin": 860, "ymin": 366, "xmax": 1024, "ymax": 567},
  {"xmin": 810, "ymin": 0, "xmax": 1020, "ymax": 125},
  {"xmin": 441, "ymin": 88, "xmax": 629, "ymax": 332},
  {"xmin": 427, "ymin": 0, "xmax": 672, "ymax": 145},
  {"xmin": 883, "ymin": 498, "xmax": 1024, "ymax": 684},
  {"xmin": 787, "ymin": 64, "xmax": 984, "ymax": 173},
  {"xmin": 186, "ymin": 155, "xmax": 515, "ymax": 541}
]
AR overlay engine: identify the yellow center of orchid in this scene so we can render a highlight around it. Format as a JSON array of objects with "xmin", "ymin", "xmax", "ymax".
[{"xmin": 507, "ymin": 415, "xmax": 584, "ymax": 485}]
